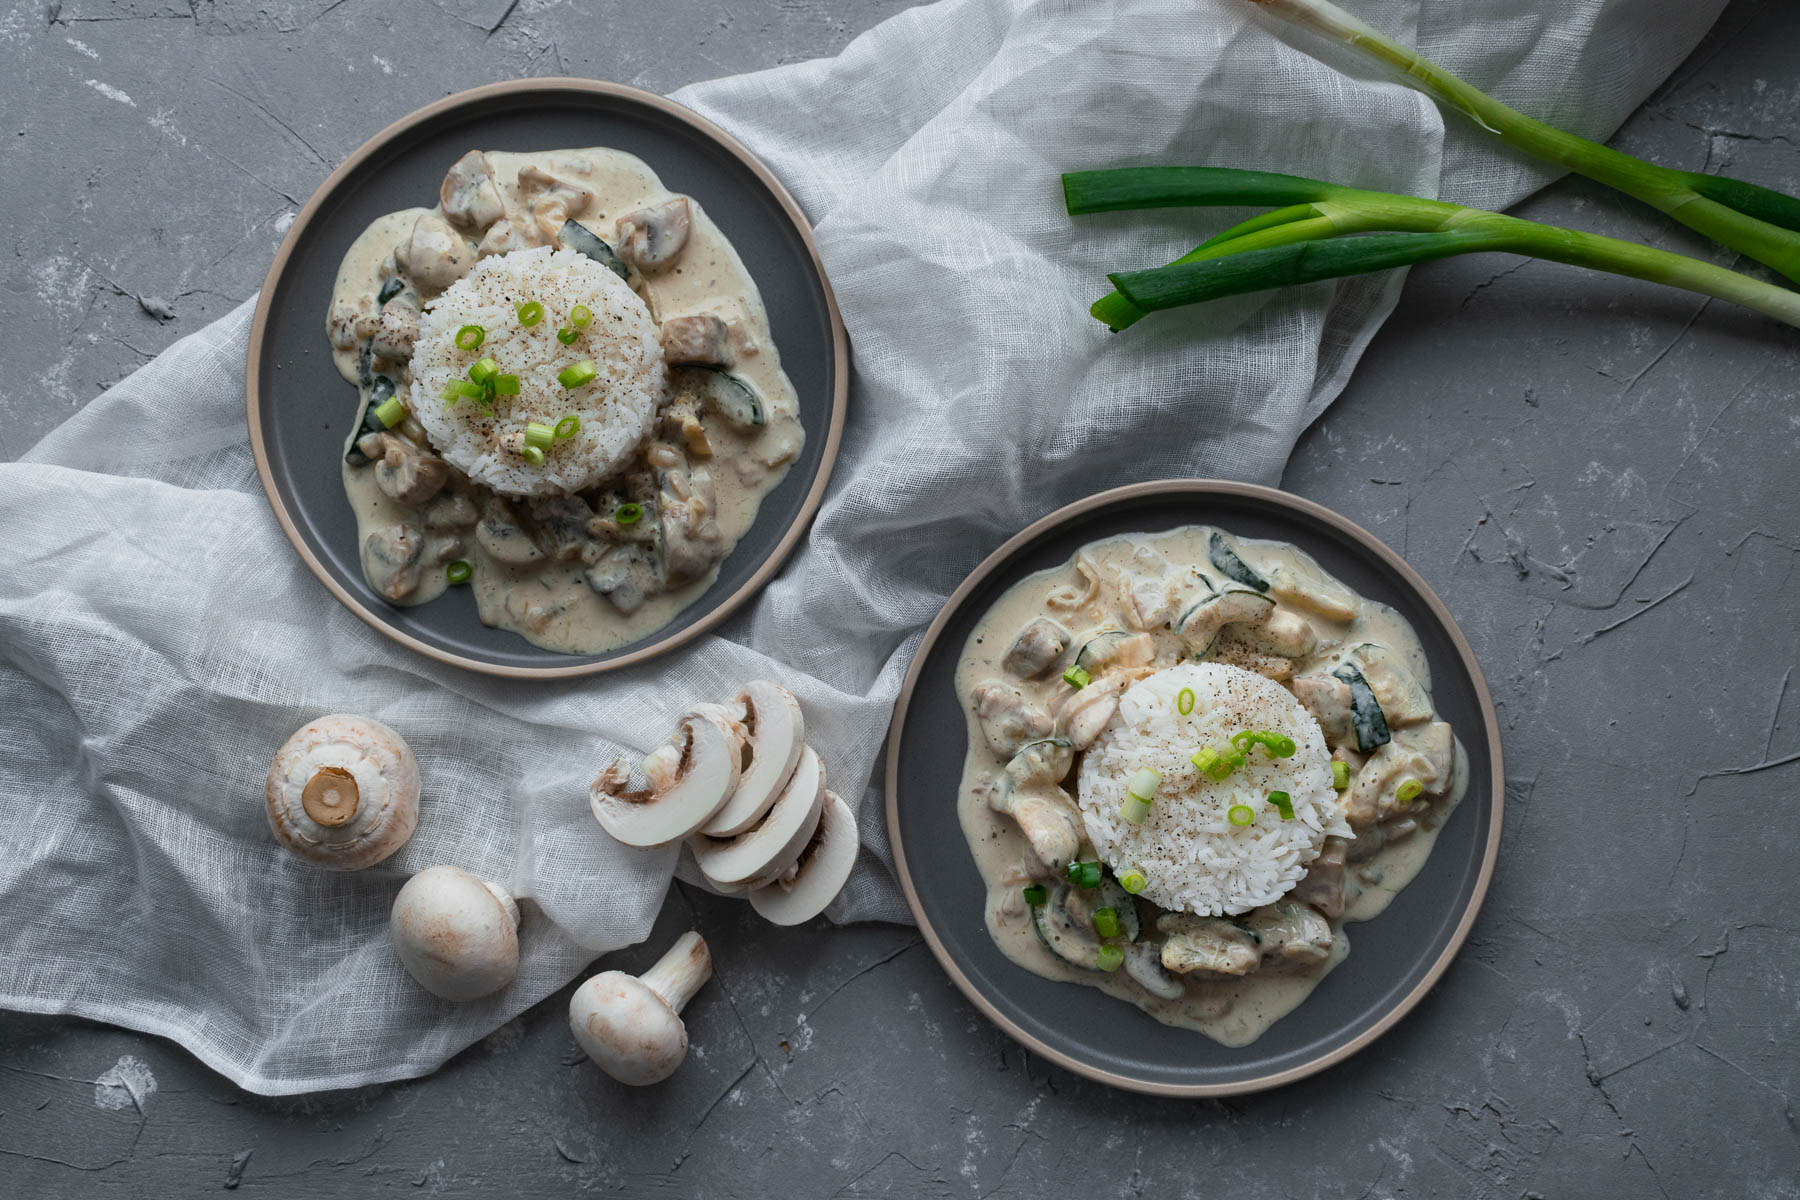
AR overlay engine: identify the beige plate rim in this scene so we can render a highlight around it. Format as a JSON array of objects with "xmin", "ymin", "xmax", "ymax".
[
  {"xmin": 883, "ymin": 478, "xmax": 1505, "ymax": 1098},
  {"xmin": 245, "ymin": 77, "xmax": 848, "ymax": 679}
]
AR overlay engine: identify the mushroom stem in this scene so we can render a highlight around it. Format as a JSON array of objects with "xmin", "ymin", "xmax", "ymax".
[
  {"xmin": 301, "ymin": 766, "xmax": 360, "ymax": 827},
  {"xmin": 481, "ymin": 880, "xmax": 522, "ymax": 928},
  {"xmin": 638, "ymin": 930, "xmax": 711, "ymax": 1013}
]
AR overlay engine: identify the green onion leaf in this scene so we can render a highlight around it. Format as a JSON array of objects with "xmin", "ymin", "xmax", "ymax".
[
  {"xmin": 1265, "ymin": 733, "xmax": 1297, "ymax": 758},
  {"xmin": 516, "ymin": 300, "xmax": 544, "ymax": 326},
  {"xmin": 1096, "ymin": 944, "xmax": 1124, "ymax": 972},
  {"xmin": 493, "ymin": 374, "xmax": 521, "ymax": 396},
  {"xmin": 445, "ymin": 560, "xmax": 472, "ymax": 585},
  {"xmin": 445, "ymin": 379, "xmax": 485, "ymax": 400},
  {"xmin": 614, "ymin": 501, "xmax": 643, "ymax": 526},
  {"xmin": 1062, "ymin": 664, "xmax": 1091, "ymax": 689},
  {"xmin": 1396, "ymin": 777, "xmax": 1424, "ymax": 805},
  {"xmin": 554, "ymin": 415, "xmax": 581, "ymax": 439},
  {"xmin": 524, "ymin": 421, "xmax": 555, "ymax": 452},
  {"xmin": 521, "ymin": 445, "xmax": 546, "ymax": 467},
  {"xmin": 468, "ymin": 357, "xmax": 499, "ymax": 387},
  {"xmin": 1177, "ymin": 687, "xmax": 1195, "ymax": 715},
  {"xmin": 558, "ymin": 360, "xmax": 597, "ymax": 389},
  {"xmin": 1022, "ymin": 884, "xmax": 1047, "ymax": 907},
  {"xmin": 1227, "ymin": 805, "xmax": 1255, "ymax": 828},
  {"xmin": 1091, "ymin": 907, "xmax": 1121, "ymax": 939},
  {"xmin": 570, "ymin": 304, "xmax": 593, "ymax": 328},
  {"xmin": 1266, "ymin": 790, "xmax": 1294, "ymax": 820},
  {"xmin": 372, "ymin": 396, "xmax": 406, "ymax": 428},
  {"xmin": 1118, "ymin": 869, "xmax": 1147, "ymax": 894},
  {"xmin": 556, "ymin": 326, "xmax": 578, "ymax": 345},
  {"xmin": 454, "ymin": 324, "xmax": 485, "ymax": 351},
  {"xmin": 1332, "ymin": 760, "xmax": 1351, "ymax": 790},
  {"xmin": 1120, "ymin": 794, "xmax": 1152, "ymax": 826}
]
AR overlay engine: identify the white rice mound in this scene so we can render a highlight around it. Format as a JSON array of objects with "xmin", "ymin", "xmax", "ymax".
[
  {"xmin": 410, "ymin": 246, "xmax": 665, "ymax": 497},
  {"xmin": 1077, "ymin": 662, "xmax": 1350, "ymax": 917}
]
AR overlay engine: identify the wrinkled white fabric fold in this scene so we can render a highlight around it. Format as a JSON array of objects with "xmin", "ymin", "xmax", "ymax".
[{"xmin": 0, "ymin": 0, "xmax": 1721, "ymax": 1093}]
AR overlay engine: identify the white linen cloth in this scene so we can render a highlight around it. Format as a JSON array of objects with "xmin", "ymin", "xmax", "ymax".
[{"xmin": 0, "ymin": 0, "xmax": 1723, "ymax": 1094}]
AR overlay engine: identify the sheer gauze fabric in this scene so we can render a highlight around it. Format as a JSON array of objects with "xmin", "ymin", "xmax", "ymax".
[{"xmin": 0, "ymin": 0, "xmax": 1724, "ymax": 1093}]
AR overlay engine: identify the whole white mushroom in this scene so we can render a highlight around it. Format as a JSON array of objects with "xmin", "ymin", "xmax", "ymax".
[
  {"xmin": 569, "ymin": 931, "xmax": 711, "ymax": 1085},
  {"xmin": 389, "ymin": 865, "xmax": 521, "ymax": 1001},
  {"xmin": 265, "ymin": 713, "xmax": 419, "ymax": 870}
]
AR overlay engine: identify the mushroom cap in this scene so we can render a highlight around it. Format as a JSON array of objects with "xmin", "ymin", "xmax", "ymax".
[
  {"xmin": 589, "ymin": 712, "xmax": 741, "ymax": 848},
  {"xmin": 691, "ymin": 744, "xmax": 825, "ymax": 887},
  {"xmin": 700, "ymin": 681, "xmax": 806, "ymax": 838},
  {"xmin": 569, "ymin": 972, "xmax": 688, "ymax": 1086},
  {"xmin": 389, "ymin": 865, "xmax": 520, "ymax": 1001},
  {"xmin": 748, "ymin": 790, "xmax": 859, "ymax": 926},
  {"xmin": 266, "ymin": 714, "xmax": 420, "ymax": 870}
]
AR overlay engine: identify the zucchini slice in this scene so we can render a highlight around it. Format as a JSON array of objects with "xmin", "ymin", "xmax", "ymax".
[
  {"xmin": 1346, "ymin": 643, "xmax": 1433, "ymax": 727},
  {"xmin": 1175, "ymin": 585, "xmax": 1275, "ymax": 655},
  {"xmin": 1330, "ymin": 662, "xmax": 1392, "ymax": 752},
  {"xmin": 696, "ymin": 368, "xmax": 766, "ymax": 430},
  {"xmin": 1032, "ymin": 880, "xmax": 1139, "ymax": 971},
  {"xmin": 1208, "ymin": 531, "xmax": 1269, "ymax": 592},
  {"xmin": 1074, "ymin": 630, "xmax": 1133, "ymax": 673},
  {"xmin": 557, "ymin": 219, "xmax": 630, "ymax": 280}
]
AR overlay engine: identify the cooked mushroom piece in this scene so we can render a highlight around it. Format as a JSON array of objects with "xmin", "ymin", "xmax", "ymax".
[
  {"xmin": 363, "ymin": 524, "xmax": 423, "ymax": 601},
  {"xmin": 1124, "ymin": 940, "xmax": 1187, "ymax": 1000},
  {"xmin": 369, "ymin": 434, "xmax": 450, "ymax": 507},
  {"xmin": 531, "ymin": 495, "xmax": 598, "ymax": 562},
  {"xmin": 476, "ymin": 218, "xmax": 525, "ymax": 259},
  {"xmin": 371, "ymin": 296, "xmax": 420, "ymax": 361},
  {"xmin": 589, "ymin": 712, "xmax": 742, "ymax": 848},
  {"xmin": 439, "ymin": 150, "xmax": 504, "ymax": 232},
  {"xmin": 265, "ymin": 713, "xmax": 419, "ymax": 870},
  {"xmin": 422, "ymin": 492, "xmax": 479, "ymax": 532},
  {"xmin": 389, "ymin": 866, "xmax": 521, "ymax": 1001},
  {"xmin": 658, "ymin": 462, "xmax": 723, "ymax": 587},
  {"xmin": 1244, "ymin": 902, "xmax": 1334, "ymax": 969},
  {"xmin": 1001, "ymin": 617, "xmax": 1069, "ymax": 679},
  {"xmin": 1156, "ymin": 914, "xmax": 1260, "ymax": 977},
  {"xmin": 585, "ymin": 544, "xmax": 659, "ymax": 614},
  {"xmin": 570, "ymin": 931, "xmax": 711, "ymax": 1086},
  {"xmin": 748, "ymin": 789, "xmax": 859, "ymax": 925},
  {"xmin": 660, "ymin": 314, "xmax": 733, "ymax": 367},
  {"xmin": 970, "ymin": 680, "xmax": 1053, "ymax": 758},
  {"xmin": 395, "ymin": 211, "xmax": 475, "ymax": 292},
  {"xmin": 1345, "ymin": 719, "xmax": 1453, "ymax": 827},
  {"xmin": 517, "ymin": 165, "xmax": 594, "ymax": 241},
  {"xmin": 691, "ymin": 744, "xmax": 826, "ymax": 888},
  {"xmin": 476, "ymin": 499, "xmax": 546, "ymax": 568},
  {"xmin": 1290, "ymin": 836, "xmax": 1350, "ymax": 918},
  {"xmin": 701, "ymin": 680, "xmax": 805, "ymax": 837},
  {"xmin": 615, "ymin": 196, "xmax": 691, "ymax": 272}
]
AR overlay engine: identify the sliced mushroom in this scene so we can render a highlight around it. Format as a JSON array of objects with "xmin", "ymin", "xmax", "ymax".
[
  {"xmin": 589, "ymin": 713, "xmax": 742, "ymax": 848},
  {"xmin": 691, "ymin": 745, "xmax": 825, "ymax": 887},
  {"xmin": 422, "ymin": 492, "xmax": 479, "ymax": 532},
  {"xmin": 395, "ymin": 211, "xmax": 475, "ymax": 292},
  {"xmin": 570, "ymin": 931, "xmax": 711, "ymax": 1086},
  {"xmin": 585, "ymin": 544, "xmax": 659, "ymax": 614},
  {"xmin": 517, "ymin": 165, "xmax": 594, "ymax": 242},
  {"xmin": 363, "ymin": 524, "xmax": 422, "ymax": 601},
  {"xmin": 660, "ymin": 314, "xmax": 733, "ymax": 367},
  {"xmin": 701, "ymin": 681, "xmax": 805, "ymax": 837},
  {"xmin": 476, "ymin": 499, "xmax": 546, "ymax": 568},
  {"xmin": 439, "ymin": 150, "xmax": 504, "ymax": 232},
  {"xmin": 748, "ymin": 790, "xmax": 859, "ymax": 925},
  {"xmin": 531, "ymin": 495, "xmax": 598, "ymax": 562},
  {"xmin": 390, "ymin": 865, "xmax": 520, "ymax": 1001},
  {"xmin": 615, "ymin": 196, "xmax": 691, "ymax": 272},
  {"xmin": 1001, "ymin": 617, "xmax": 1069, "ymax": 680},
  {"xmin": 1244, "ymin": 902, "xmax": 1334, "ymax": 969},
  {"xmin": 1124, "ymin": 940, "xmax": 1187, "ymax": 1000},
  {"xmin": 1157, "ymin": 914, "xmax": 1260, "ymax": 977},
  {"xmin": 265, "ymin": 714, "xmax": 419, "ymax": 870},
  {"xmin": 370, "ymin": 434, "xmax": 450, "ymax": 507},
  {"xmin": 970, "ymin": 680, "xmax": 1053, "ymax": 758}
]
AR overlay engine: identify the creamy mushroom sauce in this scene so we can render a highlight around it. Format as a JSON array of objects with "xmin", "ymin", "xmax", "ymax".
[
  {"xmin": 327, "ymin": 148, "xmax": 803, "ymax": 654},
  {"xmin": 955, "ymin": 526, "xmax": 1468, "ymax": 1046}
]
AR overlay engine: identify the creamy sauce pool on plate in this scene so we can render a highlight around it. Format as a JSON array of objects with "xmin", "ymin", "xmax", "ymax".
[{"xmin": 954, "ymin": 526, "xmax": 1467, "ymax": 1046}]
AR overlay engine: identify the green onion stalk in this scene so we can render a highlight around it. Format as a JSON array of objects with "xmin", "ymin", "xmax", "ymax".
[
  {"xmin": 1066, "ymin": 167, "xmax": 1800, "ymax": 332},
  {"xmin": 1244, "ymin": 0, "xmax": 1800, "ymax": 284}
]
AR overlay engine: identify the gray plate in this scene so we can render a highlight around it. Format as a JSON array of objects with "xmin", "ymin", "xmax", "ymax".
[
  {"xmin": 247, "ymin": 80, "xmax": 846, "ymax": 678},
  {"xmin": 885, "ymin": 480, "xmax": 1503, "ymax": 1096}
]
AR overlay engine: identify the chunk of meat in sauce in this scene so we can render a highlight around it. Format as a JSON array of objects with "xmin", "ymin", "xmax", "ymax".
[
  {"xmin": 371, "ymin": 298, "xmax": 420, "ymax": 361},
  {"xmin": 971, "ymin": 680, "xmax": 1053, "ymax": 758},
  {"xmin": 364, "ymin": 525, "xmax": 422, "ymax": 602},
  {"xmin": 616, "ymin": 196, "xmax": 691, "ymax": 272},
  {"xmin": 1290, "ymin": 837, "xmax": 1349, "ymax": 918},
  {"xmin": 439, "ymin": 150, "xmax": 504, "ymax": 233},
  {"xmin": 586, "ymin": 544, "xmax": 659, "ymax": 614},
  {"xmin": 1244, "ymin": 902, "xmax": 1334, "ymax": 969},
  {"xmin": 1157, "ymin": 914, "xmax": 1259, "ymax": 977},
  {"xmin": 660, "ymin": 314, "xmax": 732, "ymax": 367},
  {"xmin": 396, "ymin": 211, "xmax": 475, "ymax": 292},
  {"xmin": 532, "ymin": 495, "xmax": 599, "ymax": 563},
  {"xmin": 517, "ymin": 165, "xmax": 594, "ymax": 242},
  {"xmin": 658, "ymin": 461, "xmax": 723, "ymax": 586},
  {"xmin": 368, "ymin": 434, "xmax": 450, "ymax": 507},
  {"xmin": 329, "ymin": 294, "xmax": 379, "ymax": 351},
  {"xmin": 1001, "ymin": 618, "xmax": 1068, "ymax": 680}
]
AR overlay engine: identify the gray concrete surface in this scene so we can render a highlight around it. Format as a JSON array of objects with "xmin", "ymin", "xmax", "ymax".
[{"xmin": 3, "ymin": 0, "xmax": 1798, "ymax": 1196}]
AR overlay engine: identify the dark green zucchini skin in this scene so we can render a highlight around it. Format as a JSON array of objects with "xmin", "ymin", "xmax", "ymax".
[
  {"xmin": 1331, "ymin": 662, "xmax": 1392, "ymax": 752},
  {"xmin": 344, "ymin": 376, "xmax": 397, "ymax": 466},
  {"xmin": 696, "ymin": 368, "xmax": 766, "ymax": 428},
  {"xmin": 558, "ymin": 219, "xmax": 630, "ymax": 280},
  {"xmin": 1208, "ymin": 531, "xmax": 1269, "ymax": 592}
]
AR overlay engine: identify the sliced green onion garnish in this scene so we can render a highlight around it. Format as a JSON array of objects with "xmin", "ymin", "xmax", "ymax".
[
  {"xmin": 1396, "ymin": 777, "xmax": 1423, "ymax": 805},
  {"xmin": 454, "ymin": 324, "xmax": 485, "ymax": 351},
  {"xmin": 521, "ymin": 445, "xmax": 546, "ymax": 466},
  {"xmin": 493, "ymin": 374, "xmax": 520, "ymax": 396},
  {"xmin": 372, "ymin": 396, "xmax": 406, "ymax": 428},
  {"xmin": 443, "ymin": 379, "xmax": 485, "ymax": 400},
  {"xmin": 1126, "ymin": 767, "xmax": 1161, "ymax": 802},
  {"xmin": 1118, "ymin": 869, "xmax": 1147, "ymax": 894},
  {"xmin": 614, "ymin": 501, "xmax": 643, "ymax": 526},
  {"xmin": 1266, "ymin": 733, "xmax": 1297, "ymax": 758},
  {"xmin": 1176, "ymin": 687, "xmax": 1195, "ymax": 715},
  {"xmin": 1063, "ymin": 665, "xmax": 1091, "ymax": 689},
  {"xmin": 554, "ymin": 414, "xmax": 581, "ymax": 439},
  {"xmin": 1120, "ymin": 794, "xmax": 1152, "ymax": 826},
  {"xmin": 558, "ymin": 360, "xmax": 597, "ymax": 389},
  {"xmin": 1065, "ymin": 860, "xmax": 1102, "ymax": 889},
  {"xmin": 1266, "ymin": 790, "xmax": 1294, "ymax": 820},
  {"xmin": 1332, "ymin": 760, "xmax": 1351, "ymax": 790},
  {"xmin": 556, "ymin": 326, "xmax": 578, "ymax": 345},
  {"xmin": 468, "ymin": 357, "xmax": 499, "ymax": 387},
  {"xmin": 1226, "ymin": 804, "xmax": 1255, "ymax": 827},
  {"xmin": 1095, "ymin": 944, "xmax": 1124, "ymax": 972},
  {"xmin": 1022, "ymin": 884, "xmax": 1047, "ymax": 907},
  {"xmin": 1192, "ymin": 746, "xmax": 1232, "ymax": 781},
  {"xmin": 1091, "ymin": 907, "xmax": 1121, "ymax": 939},
  {"xmin": 1231, "ymin": 730, "xmax": 1256, "ymax": 752},
  {"xmin": 1225, "ymin": 748, "xmax": 1247, "ymax": 770},
  {"xmin": 524, "ymin": 421, "xmax": 555, "ymax": 452},
  {"xmin": 445, "ymin": 560, "xmax": 472, "ymax": 585},
  {"xmin": 570, "ymin": 304, "xmax": 593, "ymax": 328},
  {"xmin": 516, "ymin": 300, "xmax": 544, "ymax": 326}
]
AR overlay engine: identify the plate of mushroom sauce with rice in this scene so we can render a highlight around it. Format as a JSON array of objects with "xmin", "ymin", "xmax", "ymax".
[
  {"xmin": 328, "ymin": 145, "xmax": 805, "ymax": 655},
  {"xmin": 889, "ymin": 482, "xmax": 1502, "ymax": 1094}
]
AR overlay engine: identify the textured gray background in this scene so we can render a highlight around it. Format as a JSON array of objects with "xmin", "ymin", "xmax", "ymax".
[{"xmin": 3, "ymin": 0, "xmax": 1797, "ymax": 1196}]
